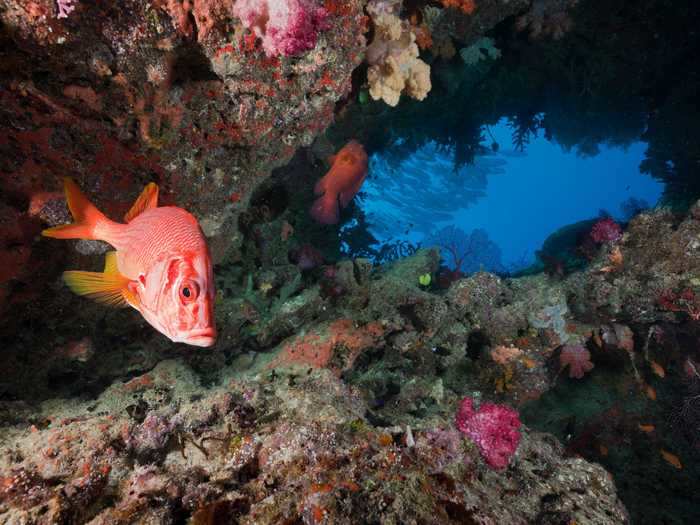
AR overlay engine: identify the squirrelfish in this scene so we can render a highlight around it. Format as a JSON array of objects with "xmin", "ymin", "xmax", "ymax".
[
  {"xmin": 43, "ymin": 178, "xmax": 216, "ymax": 347},
  {"xmin": 310, "ymin": 140, "xmax": 368, "ymax": 225}
]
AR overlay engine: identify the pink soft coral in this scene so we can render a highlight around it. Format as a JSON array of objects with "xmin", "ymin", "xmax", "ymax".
[
  {"xmin": 233, "ymin": 0, "xmax": 329, "ymax": 57},
  {"xmin": 455, "ymin": 397, "xmax": 521, "ymax": 469},
  {"xmin": 559, "ymin": 344, "xmax": 594, "ymax": 378},
  {"xmin": 56, "ymin": 0, "xmax": 78, "ymax": 18}
]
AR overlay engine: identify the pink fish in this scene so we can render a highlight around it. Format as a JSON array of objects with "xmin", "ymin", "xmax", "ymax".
[{"xmin": 42, "ymin": 178, "xmax": 216, "ymax": 347}]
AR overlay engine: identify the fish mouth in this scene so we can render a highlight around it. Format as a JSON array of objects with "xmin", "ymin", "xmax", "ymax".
[{"xmin": 183, "ymin": 328, "xmax": 217, "ymax": 347}]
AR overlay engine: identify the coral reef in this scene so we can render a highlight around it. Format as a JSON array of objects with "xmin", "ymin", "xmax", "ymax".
[
  {"xmin": 6, "ymin": 190, "xmax": 700, "ymax": 523},
  {"xmin": 2, "ymin": 1, "xmax": 699, "ymax": 522},
  {"xmin": 0, "ymin": 359, "xmax": 629, "ymax": 524}
]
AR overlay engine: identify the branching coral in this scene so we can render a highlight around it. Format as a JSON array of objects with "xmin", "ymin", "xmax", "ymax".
[{"xmin": 366, "ymin": 0, "xmax": 431, "ymax": 106}]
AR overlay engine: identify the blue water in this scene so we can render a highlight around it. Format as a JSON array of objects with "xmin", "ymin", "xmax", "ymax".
[{"xmin": 356, "ymin": 117, "xmax": 664, "ymax": 271}]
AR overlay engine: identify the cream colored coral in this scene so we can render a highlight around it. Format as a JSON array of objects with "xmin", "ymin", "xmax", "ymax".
[
  {"xmin": 405, "ymin": 57, "xmax": 430, "ymax": 101},
  {"xmin": 372, "ymin": 11, "xmax": 403, "ymax": 41},
  {"xmin": 365, "ymin": 1, "xmax": 431, "ymax": 107},
  {"xmin": 367, "ymin": 56, "xmax": 404, "ymax": 107},
  {"xmin": 491, "ymin": 345, "xmax": 523, "ymax": 366}
]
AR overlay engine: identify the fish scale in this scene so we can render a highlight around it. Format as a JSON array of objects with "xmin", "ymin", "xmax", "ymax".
[{"xmin": 114, "ymin": 207, "xmax": 205, "ymax": 279}]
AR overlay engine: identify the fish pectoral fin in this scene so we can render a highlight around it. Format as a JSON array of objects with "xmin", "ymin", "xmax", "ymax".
[
  {"xmin": 63, "ymin": 251, "xmax": 139, "ymax": 308},
  {"xmin": 124, "ymin": 182, "xmax": 159, "ymax": 222},
  {"xmin": 63, "ymin": 270, "xmax": 131, "ymax": 308}
]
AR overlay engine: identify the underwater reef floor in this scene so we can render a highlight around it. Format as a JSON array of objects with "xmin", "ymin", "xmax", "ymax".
[{"xmin": 3, "ymin": 202, "xmax": 700, "ymax": 523}]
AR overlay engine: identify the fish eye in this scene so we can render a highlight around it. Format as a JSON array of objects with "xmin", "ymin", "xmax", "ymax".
[{"xmin": 179, "ymin": 281, "xmax": 199, "ymax": 303}]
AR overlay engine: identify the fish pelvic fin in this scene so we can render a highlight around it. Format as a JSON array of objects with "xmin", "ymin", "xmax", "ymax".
[
  {"xmin": 62, "ymin": 251, "xmax": 138, "ymax": 308},
  {"xmin": 124, "ymin": 182, "xmax": 159, "ymax": 222},
  {"xmin": 42, "ymin": 178, "xmax": 111, "ymax": 240}
]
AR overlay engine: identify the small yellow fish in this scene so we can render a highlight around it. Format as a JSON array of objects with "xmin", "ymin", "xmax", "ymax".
[
  {"xmin": 638, "ymin": 424, "xmax": 655, "ymax": 433},
  {"xmin": 660, "ymin": 449, "xmax": 682, "ymax": 469}
]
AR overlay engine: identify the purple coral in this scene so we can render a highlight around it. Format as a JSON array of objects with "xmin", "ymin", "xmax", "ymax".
[
  {"xmin": 590, "ymin": 217, "xmax": 622, "ymax": 243},
  {"xmin": 233, "ymin": 0, "xmax": 329, "ymax": 57},
  {"xmin": 559, "ymin": 344, "xmax": 594, "ymax": 379},
  {"xmin": 455, "ymin": 397, "xmax": 521, "ymax": 469}
]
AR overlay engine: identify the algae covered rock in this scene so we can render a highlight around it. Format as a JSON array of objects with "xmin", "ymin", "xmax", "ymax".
[{"xmin": 0, "ymin": 358, "xmax": 630, "ymax": 524}]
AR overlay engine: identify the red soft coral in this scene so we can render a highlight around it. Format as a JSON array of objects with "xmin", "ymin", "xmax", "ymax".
[
  {"xmin": 455, "ymin": 397, "xmax": 521, "ymax": 469},
  {"xmin": 590, "ymin": 217, "xmax": 622, "ymax": 243}
]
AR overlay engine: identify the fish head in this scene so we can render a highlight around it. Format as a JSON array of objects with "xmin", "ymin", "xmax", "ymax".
[{"xmin": 135, "ymin": 249, "xmax": 217, "ymax": 347}]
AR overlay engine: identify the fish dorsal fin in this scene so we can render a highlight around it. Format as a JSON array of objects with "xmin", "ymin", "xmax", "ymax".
[
  {"xmin": 62, "ymin": 251, "xmax": 138, "ymax": 308},
  {"xmin": 124, "ymin": 182, "xmax": 159, "ymax": 222}
]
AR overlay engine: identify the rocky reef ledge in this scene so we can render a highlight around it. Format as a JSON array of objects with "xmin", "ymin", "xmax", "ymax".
[{"xmin": 0, "ymin": 359, "xmax": 627, "ymax": 524}]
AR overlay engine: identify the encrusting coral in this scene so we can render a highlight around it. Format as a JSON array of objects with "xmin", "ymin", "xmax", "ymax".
[{"xmin": 366, "ymin": 0, "xmax": 432, "ymax": 106}]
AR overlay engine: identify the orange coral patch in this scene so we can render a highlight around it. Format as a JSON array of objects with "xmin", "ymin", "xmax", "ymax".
[{"xmin": 441, "ymin": 0, "xmax": 477, "ymax": 15}]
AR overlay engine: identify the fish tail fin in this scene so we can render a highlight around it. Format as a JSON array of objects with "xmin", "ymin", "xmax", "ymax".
[
  {"xmin": 42, "ymin": 178, "xmax": 111, "ymax": 240},
  {"xmin": 310, "ymin": 192, "xmax": 339, "ymax": 225}
]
